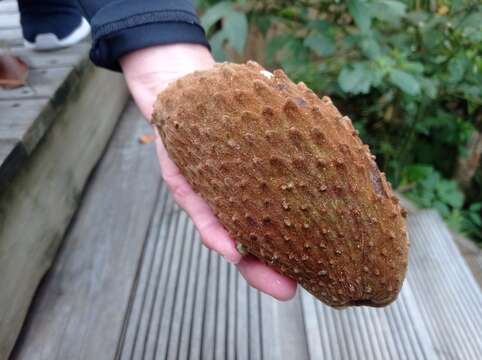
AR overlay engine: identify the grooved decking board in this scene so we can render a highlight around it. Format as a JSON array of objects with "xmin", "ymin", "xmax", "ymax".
[
  {"xmin": 11, "ymin": 103, "xmax": 157, "ymax": 360},
  {"xmin": 0, "ymin": 138, "xmax": 25, "ymax": 183},
  {"xmin": 0, "ymin": 28, "xmax": 23, "ymax": 46},
  {"xmin": 11, "ymin": 109, "xmax": 482, "ymax": 359},
  {"xmin": 117, "ymin": 193, "xmax": 282, "ymax": 360},
  {"xmin": 1, "ymin": 65, "xmax": 128, "ymax": 360},
  {"xmin": 0, "ymin": 12, "xmax": 19, "ymax": 29},
  {"xmin": 0, "ymin": 99, "xmax": 49, "ymax": 140},
  {"xmin": 300, "ymin": 282, "xmax": 437, "ymax": 360},
  {"xmin": 0, "ymin": 67, "xmax": 72, "ymax": 100},
  {"xmin": 407, "ymin": 211, "xmax": 482, "ymax": 359},
  {"xmin": 9, "ymin": 44, "xmax": 90, "ymax": 69},
  {"xmin": 0, "ymin": 48, "xmax": 90, "ymax": 184},
  {"xmin": 12, "ymin": 105, "xmax": 290, "ymax": 360},
  {"xmin": 300, "ymin": 211, "xmax": 482, "ymax": 360},
  {"xmin": 0, "ymin": 139, "xmax": 15, "ymax": 161},
  {"xmin": 0, "ymin": 0, "xmax": 18, "ymax": 14}
]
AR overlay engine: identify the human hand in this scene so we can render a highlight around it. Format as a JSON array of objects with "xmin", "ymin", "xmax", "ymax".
[{"xmin": 120, "ymin": 44, "xmax": 297, "ymax": 300}]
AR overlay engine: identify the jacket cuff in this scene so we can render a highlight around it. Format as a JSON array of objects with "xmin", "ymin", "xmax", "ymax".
[{"xmin": 90, "ymin": 21, "xmax": 210, "ymax": 71}]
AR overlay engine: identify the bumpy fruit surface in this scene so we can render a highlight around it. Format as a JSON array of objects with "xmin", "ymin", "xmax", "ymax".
[{"xmin": 153, "ymin": 61, "xmax": 409, "ymax": 308}]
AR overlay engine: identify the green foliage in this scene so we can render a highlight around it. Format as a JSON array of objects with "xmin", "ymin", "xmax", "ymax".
[
  {"xmin": 400, "ymin": 165, "xmax": 482, "ymax": 238},
  {"xmin": 198, "ymin": 0, "xmax": 482, "ymax": 243},
  {"xmin": 400, "ymin": 165, "xmax": 464, "ymax": 214},
  {"xmin": 200, "ymin": 1, "xmax": 248, "ymax": 59}
]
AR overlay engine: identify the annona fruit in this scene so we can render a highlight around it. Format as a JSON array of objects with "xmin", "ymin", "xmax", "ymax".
[{"xmin": 153, "ymin": 61, "xmax": 409, "ymax": 308}]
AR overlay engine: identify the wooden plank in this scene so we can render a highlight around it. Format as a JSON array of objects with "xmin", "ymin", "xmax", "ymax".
[
  {"xmin": 0, "ymin": 99, "xmax": 49, "ymax": 140},
  {"xmin": 116, "ymin": 186, "xmax": 288, "ymax": 359},
  {"xmin": 0, "ymin": 102, "xmax": 56, "ymax": 185},
  {"xmin": 276, "ymin": 295, "xmax": 309, "ymax": 360},
  {"xmin": 0, "ymin": 138, "xmax": 15, "ymax": 163},
  {"xmin": 118, "ymin": 217, "xmax": 287, "ymax": 360},
  {"xmin": 172, "ymin": 216, "xmax": 204, "ymax": 360},
  {"xmin": 407, "ymin": 210, "xmax": 482, "ymax": 359},
  {"xmin": 187, "ymin": 233, "xmax": 211, "ymax": 359},
  {"xmin": 11, "ymin": 104, "xmax": 480, "ymax": 360},
  {"xmin": 0, "ymin": 49, "xmax": 92, "ymax": 185},
  {"xmin": 0, "ymin": 13, "xmax": 20, "ymax": 29},
  {"xmin": 214, "ymin": 257, "xmax": 229, "ymax": 360},
  {"xmin": 236, "ymin": 269, "xmax": 250, "ymax": 360},
  {"xmin": 0, "ymin": 0, "xmax": 18, "ymax": 13},
  {"xmin": 299, "ymin": 209, "xmax": 482, "ymax": 359},
  {"xmin": 0, "ymin": 139, "xmax": 14, "ymax": 162},
  {"xmin": 9, "ymin": 44, "xmax": 90, "ymax": 69},
  {"xmin": 0, "ymin": 65, "xmax": 128, "ymax": 360},
  {"xmin": 154, "ymin": 213, "xmax": 190, "ymax": 359},
  {"xmin": 0, "ymin": 67, "xmax": 71, "ymax": 100},
  {"xmin": 0, "ymin": 28, "xmax": 23, "ymax": 47},
  {"xmin": 0, "ymin": 138, "xmax": 26, "ymax": 184},
  {"xmin": 453, "ymin": 232, "xmax": 482, "ymax": 287},
  {"xmin": 116, "ymin": 184, "xmax": 172, "ymax": 360},
  {"xmin": 142, "ymin": 209, "xmax": 183, "ymax": 358},
  {"xmin": 9, "ymin": 103, "xmax": 154, "ymax": 360},
  {"xmin": 226, "ymin": 255, "xmax": 237, "ymax": 360},
  {"xmin": 118, "ymin": 187, "xmax": 175, "ymax": 360},
  {"xmin": 300, "ymin": 282, "xmax": 437, "ymax": 360},
  {"xmin": 248, "ymin": 291, "xmax": 262, "ymax": 360}
]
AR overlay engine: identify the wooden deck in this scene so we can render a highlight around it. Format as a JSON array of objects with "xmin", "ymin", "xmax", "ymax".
[
  {"xmin": 11, "ymin": 104, "xmax": 482, "ymax": 360},
  {"xmin": 0, "ymin": 2, "xmax": 129, "ymax": 358},
  {"xmin": 2, "ymin": 1, "xmax": 482, "ymax": 358},
  {"xmin": 0, "ymin": 9, "xmax": 91, "ymax": 184}
]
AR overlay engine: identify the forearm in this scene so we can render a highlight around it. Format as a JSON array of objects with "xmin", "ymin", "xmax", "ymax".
[{"xmin": 76, "ymin": 0, "xmax": 209, "ymax": 71}]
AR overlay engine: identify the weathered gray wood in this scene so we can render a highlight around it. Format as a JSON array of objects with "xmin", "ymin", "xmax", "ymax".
[
  {"xmin": 0, "ymin": 60, "xmax": 94, "ymax": 185},
  {"xmin": 117, "ymin": 215, "xmax": 284, "ymax": 360},
  {"xmin": 0, "ymin": 139, "xmax": 14, "ymax": 162},
  {"xmin": 10, "ymin": 103, "xmax": 153, "ymax": 360},
  {"xmin": 276, "ymin": 294, "xmax": 309, "ymax": 360},
  {"xmin": 226, "ymin": 262, "xmax": 237, "ymax": 360},
  {"xmin": 0, "ymin": 28, "xmax": 23, "ymax": 46},
  {"xmin": 9, "ymin": 44, "xmax": 90, "ymax": 69},
  {"xmin": 407, "ymin": 210, "xmax": 482, "ymax": 359},
  {"xmin": 0, "ymin": 12, "xmax": 19, "ymax": 29},
  {"xmin": 0, "ymin": 98, "xmax": 53, "ymax": 184},
  {"xmin": 0, "ymin": 65, "xmax": 128, "ymax": 360},
  {"xmin": 300, "ymin": 281, "xmax": 437, "ymax": 360},
  {"xmin": 453, "ymin": 231, "xmax": 482, "ymax": 287},
  {"xmin": 0, "ymin": 67, "xmax": 72, "ymax": 100},
  {"xmin": 0, "ymin": 99, "xmax": 49, "ymax": 141},
  {"xmin": 187, "ymin": 232, "xmax": 211, "ymax": 360},
  {"xmin": 236, "ymin": 272, "xmax": 250, "ymax": 360},
  {"xmin": 0, "ymin": 138, "xmax": 25, "ymax": 183},
  {"xmin": 113, "ymin": 175, "xmax": 285, "ymax": 359},
  {"xmin": 10, "ymin": 100, "xmax": 482, "ymax": 360},
  {"xmin": 249, "ymin": 289, "xmax": 262, "ymax": 360},
  {"xmin": 0, "ymin": 0, "xmax": 18, "ymax": 14},
  {"xmin": 299, "ymin": 210, "xmax": 482, "ymax": 360},
  {"xmin": 173, "ymin": 216, "xmax": 203, "ymax": 360},
  {"xmin": 116, "ymin": 184, "xmax": 173, "ymax": 360},
  {"xmin": 154, "ymin": 213, "xmax": 190, "ymax": 359},
  {"xmin": 399, "ymin": 193, "xmax": 482, "ymax": 289},
  {"xmin": 0, "ymin": 0, "xmax": 19, "ymax": 29}
]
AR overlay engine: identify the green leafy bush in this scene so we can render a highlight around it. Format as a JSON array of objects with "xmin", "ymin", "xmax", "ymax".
[
  {"xmin": 399, "ymin": 164, "xmax": 482, "ymax": 237},
  {"xmin": 197, "ymin": 0, "xmax": 482, "ymax": 243}
]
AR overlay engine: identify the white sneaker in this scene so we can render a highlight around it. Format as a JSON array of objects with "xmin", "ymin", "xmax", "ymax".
[{"xmin": 24, "ymin": 17, "xmax": 90, "ymax": 51}]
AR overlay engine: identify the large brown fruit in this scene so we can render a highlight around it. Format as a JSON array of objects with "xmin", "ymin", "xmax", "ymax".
[{"xmin": 153, "ymin": 61, "xmax": 409, "ymax": 308}]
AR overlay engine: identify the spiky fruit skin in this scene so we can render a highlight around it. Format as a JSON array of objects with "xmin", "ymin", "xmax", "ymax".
[{"xmin": 153, "ymin": 61, "xmax": 409, "ymax": 308}]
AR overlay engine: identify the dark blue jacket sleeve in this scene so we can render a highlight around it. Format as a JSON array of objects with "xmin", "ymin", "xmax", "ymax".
[{"xmin": 77, "ymin": 0, "xmax": 210, "ymax": 71}]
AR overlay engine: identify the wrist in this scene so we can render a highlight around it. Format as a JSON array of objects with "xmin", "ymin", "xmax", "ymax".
[{"xmin": 119, "ymin": 43, "xmax": 215, "ymax": 78}]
